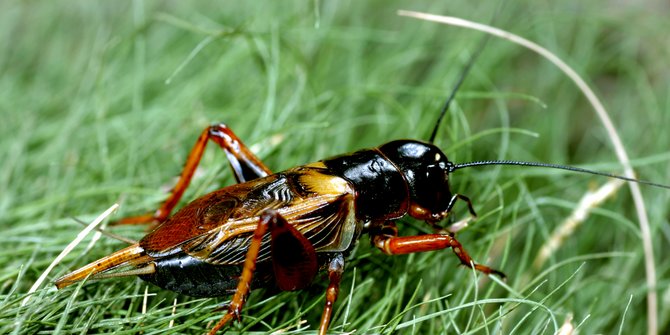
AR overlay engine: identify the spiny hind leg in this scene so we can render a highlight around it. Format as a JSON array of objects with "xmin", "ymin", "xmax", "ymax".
[
  {"xmin": 208, "ymin": 209, "xmax": 319, "ymax": 334},
  {"xmin": 117, "ymin": 123, "xmax": 272, "ymax": 225}
]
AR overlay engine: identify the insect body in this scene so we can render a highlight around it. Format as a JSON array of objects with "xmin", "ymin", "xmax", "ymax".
[{"xmin": 55, "ymin": 124, "xmax": 502, "ymax": 334}]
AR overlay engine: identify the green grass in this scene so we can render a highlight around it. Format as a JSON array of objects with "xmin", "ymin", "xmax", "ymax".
[{"xmin": 2, "ymin": 1, "xmax": 670, "ymax": 334}]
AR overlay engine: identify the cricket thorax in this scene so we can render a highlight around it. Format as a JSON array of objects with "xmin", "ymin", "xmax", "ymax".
[{"xmin": 321, "ymin": 149, "xmax": 409, "ymax": 222}]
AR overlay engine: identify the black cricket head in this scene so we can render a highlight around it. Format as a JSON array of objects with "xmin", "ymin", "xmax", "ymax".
[{"xmin": 379, "ymin": 140, "xmax": 455, "ymax": 222}]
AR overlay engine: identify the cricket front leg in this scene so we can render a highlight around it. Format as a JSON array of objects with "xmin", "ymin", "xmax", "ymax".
[
  {"xmin": 372, "ymin": 223, "xmax": 504, "ymax": 277},
  {"xmin": 117, "ymin": 123, "xmax": 272, "ymax": 225}
]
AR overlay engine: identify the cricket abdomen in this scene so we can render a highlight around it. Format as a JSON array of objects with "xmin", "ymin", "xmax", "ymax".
[{"xmin": 141, "ymin": 252, "xmax": 271, "ymax": 297}]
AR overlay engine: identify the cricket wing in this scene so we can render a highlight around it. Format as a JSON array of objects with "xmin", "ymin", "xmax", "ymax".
[
  {"xmin": 183, "ymin": 192, "xmax": 357, "ymax": 265},
  {"xmin": 139, "ymin": 176, "xmax": 287, "ymax": 256}
]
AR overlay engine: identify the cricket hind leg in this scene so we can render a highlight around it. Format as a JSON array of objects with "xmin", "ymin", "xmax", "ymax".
[
  {"xmin": 209, "ymin": 209, "xmax": 319, "ymax": 334},
  {"xmin": 117, "ymin": 123, "xmax": 273, "ymax": 225}
]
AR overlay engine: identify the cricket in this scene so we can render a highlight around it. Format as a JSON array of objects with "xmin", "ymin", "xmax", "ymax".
[{"xmin": 54, "ymin": 31, "xmax": 670, "ymax": 335}]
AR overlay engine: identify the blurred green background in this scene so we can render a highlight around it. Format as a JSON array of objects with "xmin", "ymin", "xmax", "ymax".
[{"xmin": 1, "ymin": 1, "xmax": 669, "ymax": 334}]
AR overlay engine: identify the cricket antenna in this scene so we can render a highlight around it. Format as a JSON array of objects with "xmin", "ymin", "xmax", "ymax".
[
  {"xmin": 447, "ymin": 160, "xmax": 670, "ymax": 190},
  {"xmin": 429, "ymin": 35, "xmax": 490, "ymax": 144}
]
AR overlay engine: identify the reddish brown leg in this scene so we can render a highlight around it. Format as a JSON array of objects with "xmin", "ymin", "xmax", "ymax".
[
  {"xmin": 372, "ymin": 224, "xmax": 504, "ymax": 277},
  {"xmin": 118, "ymin": 123, "xmax": 272, "ymax": 225},
  {"xmin": 208, "ymin": 211, "xmax": 273, "ymax": 334},
  {"xmin": 209, "ymin": 209, "xmax": 319, "ymax": 334},
  {"xmin": 269, "ymin": 212, "xmax": 319, "ymax": 292},
  {"xmin": 318, "ymin": 253, "xmax": 345, "ymax": 335}
]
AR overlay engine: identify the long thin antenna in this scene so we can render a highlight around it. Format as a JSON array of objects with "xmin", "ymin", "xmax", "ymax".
[
  {"xmin": 429, "ymin": 36, "xmax": 490, "ymax": 143},
  {"xmin": 449, "ymin": 160, "xmax": 670, "ymax": 190}
]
